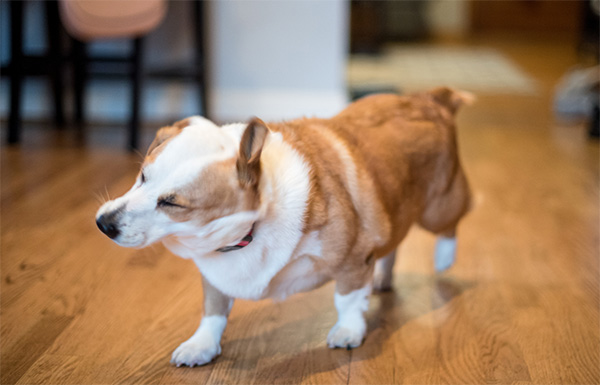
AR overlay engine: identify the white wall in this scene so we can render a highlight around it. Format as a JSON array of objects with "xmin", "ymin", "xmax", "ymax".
[{"xmin": 207, "ymin": 0, "xmax": 350, "ymax": 122}]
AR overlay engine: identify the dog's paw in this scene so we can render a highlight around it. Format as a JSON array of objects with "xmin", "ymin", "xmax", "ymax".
[
  {"xmin": 327, "ymin": 321, "xmax": 366, "ymax": 349},
  {"xmin": 170, "ymin": 338, "xmax": 221, "ymax": 367}
]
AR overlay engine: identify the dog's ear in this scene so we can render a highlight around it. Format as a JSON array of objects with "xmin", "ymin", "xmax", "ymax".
[
  {"xmin": 147, "ymin": 117, "xmax": 219, "ymax": 155},
  {"xmin": 429, "ymin": 87, "xmax": 475, "ymax": 115},
  {"xmin": 146, "ymin": 124, "xmax": 184, "ymax": 156},
  {"xmin": 237, "ymin": 117, "xmax": 269, "ymax": 188}
]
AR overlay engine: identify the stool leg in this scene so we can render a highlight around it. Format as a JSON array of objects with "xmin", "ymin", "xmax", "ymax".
[
  {"xmin": 589, "ymin": 104, "xmax": 599, "ymax": 139},
  {"xmin": 128, "ymin": 37, "xmax": 143, "ymax": 150},
  {"xmin": 72, "ymin": 39, "xmax": 87, "ymax": 129},
  {"xmin": 8, "ymin": 1, "xmax": 24, "ymax": 144},
  {"xmin": 193, "ymin": 0, "xmax": 208, "ymax": 118},
  {"xmin": 46, "ymin": 0, "xmax": 65, "ymax": 127}
]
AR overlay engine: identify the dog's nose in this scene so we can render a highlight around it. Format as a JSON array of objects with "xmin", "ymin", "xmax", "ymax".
[{"xmin": 96, "ymin": 215, "xmax": 120, "ymax": 239}]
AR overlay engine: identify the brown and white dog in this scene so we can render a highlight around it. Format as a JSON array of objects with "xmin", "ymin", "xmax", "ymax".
[{"xmin": 96, "ymin": 87, "xmax": 472, "ymax": 367}]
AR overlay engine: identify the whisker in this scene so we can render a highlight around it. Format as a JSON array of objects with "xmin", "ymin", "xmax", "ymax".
[
  {"xmin": 149, "ymin": 243, "xmax": 160, "ymax": 253},
  {"xmin": 92, "ymin": 191, "xmax": 106, "ymax": 205},
  {"xmin": 104, "ymin": 185, "xmax": 111, "ymax": 202},
  {"xmin": 132, "ymin": 148, "xmax": 145, "ymax": 161}
]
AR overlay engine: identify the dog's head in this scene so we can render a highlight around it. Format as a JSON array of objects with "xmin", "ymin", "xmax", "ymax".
[{"xmin": 95, "ymin": 116, "xmax": 269, "ymax": 252}]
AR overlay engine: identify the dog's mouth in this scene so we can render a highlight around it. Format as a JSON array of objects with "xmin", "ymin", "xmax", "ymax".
[{"xmin": 113, "ymin": 235, "xmax": 149, "ymax": 249}]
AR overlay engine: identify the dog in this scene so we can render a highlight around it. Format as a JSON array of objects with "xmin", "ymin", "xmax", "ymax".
[{"xmin": 96, "ymin": 87, "xmax": 472, "ymax": 367}]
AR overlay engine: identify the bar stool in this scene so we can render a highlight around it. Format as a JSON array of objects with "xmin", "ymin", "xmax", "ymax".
[{"xmin": 58, "ymin": 0, "xmax": 167, "ymax": 150}]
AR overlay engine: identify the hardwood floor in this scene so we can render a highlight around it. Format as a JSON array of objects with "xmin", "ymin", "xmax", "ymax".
[{"xmin": 2, "ymin": 36, "xmax": 599, "ymax": 384}]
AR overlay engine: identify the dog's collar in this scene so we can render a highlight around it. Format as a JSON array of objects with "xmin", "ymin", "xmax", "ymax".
[{"xmin": 216, "ymin": 224, "xmax": 255, "ymax": 253}]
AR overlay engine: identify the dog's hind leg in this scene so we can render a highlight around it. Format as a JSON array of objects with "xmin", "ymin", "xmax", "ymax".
[
  {"xmin": 420, "ymin": 167, "xmax": 471, "ymax": 273},
  {"xmin": 373, "ymin": 249, "xmax": 396, "ymax": 291},
  {"xmin": 171, "ymin": 277, "xmax": 233, "ymax": 367}
]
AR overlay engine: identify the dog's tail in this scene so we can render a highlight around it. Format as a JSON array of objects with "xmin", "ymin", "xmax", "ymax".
[{"xmin": 429, "ymin": 87, "xmax": 476, "ymax": 115}]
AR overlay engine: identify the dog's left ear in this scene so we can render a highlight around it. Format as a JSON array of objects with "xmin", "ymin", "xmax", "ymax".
[
  {"xmin": 237, "ymin": 117, "xmax": 269, "ymax": 188},
  {"xmin": 146, "ymin": 117, "xmax": 214, "ymax": 156},
  {"xmin": 146, "ymin": 125, "xmax": 183, "ymax": 156}
]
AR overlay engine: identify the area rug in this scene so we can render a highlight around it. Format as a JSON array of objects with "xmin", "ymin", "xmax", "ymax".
[{"xmin": 348, "ymin": 45, "xmax": 539, "ymax": 95}]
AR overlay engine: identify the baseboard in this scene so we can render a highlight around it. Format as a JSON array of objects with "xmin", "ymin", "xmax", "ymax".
[{"xmin": 0, "ymin": 79, "xmax": 349, "ymax": 126}]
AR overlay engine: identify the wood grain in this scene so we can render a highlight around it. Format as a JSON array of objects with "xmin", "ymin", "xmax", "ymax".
[{"xmin": 1, "ymin": 36, "xmax": 599, "ymax": 384}]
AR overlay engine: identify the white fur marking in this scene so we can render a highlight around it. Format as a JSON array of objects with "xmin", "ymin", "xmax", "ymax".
[
  {"xmin": 187, "ymin": 116, "xmax": 218, "ymax": 129},
  {"xmin": 435, "ymin": 236, "xmax": 456, "ymax": 272},
  {"xmin": 170, "ymin": 315, "xmax": 227, "ymax": 367},
  {"xmin": 96, "ymin": 120, "xmax": 239, "ymax": 248},
  {"xmin": 150, "ymin": 125, "xmax": 236, "ymax": 191},
  {"xmin": 327, "ymin": 284, "xmax": 371, "ymax": 349}
]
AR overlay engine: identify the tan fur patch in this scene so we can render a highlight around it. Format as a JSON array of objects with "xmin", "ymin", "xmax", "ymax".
[
  {"xmin": 159, "ymin": 158, "xmax": 258, "ymax": 225},
  {"xmin": 263, "ymin": 88, "xmax": 471, "ymax": 294},
  {"xmin": 237, "ymin": 118, "xmax": 269, "ymax": 189}
]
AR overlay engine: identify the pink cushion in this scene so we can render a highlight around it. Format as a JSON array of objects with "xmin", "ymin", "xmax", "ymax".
[{"xmin": 59, "ymin": 0, "xmax": 167, "ymax": 40}]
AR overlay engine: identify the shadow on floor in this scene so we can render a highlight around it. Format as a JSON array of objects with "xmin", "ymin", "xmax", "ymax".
[{"xmin": 213, "ymin": 273, "xmax": 476, "ymax": 383}]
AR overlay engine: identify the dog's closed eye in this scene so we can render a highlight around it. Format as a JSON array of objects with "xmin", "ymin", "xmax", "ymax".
[{"xmin": 157, "ymin": 195, "xmax": 185, "ymax": 209}]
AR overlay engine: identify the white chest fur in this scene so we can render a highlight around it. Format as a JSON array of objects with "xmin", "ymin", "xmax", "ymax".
[
  {"xmin": 188, "ymin": 230, "xmax": 327, "ymax": 301},
  {"xmin": 261, "ymin": 230, "xmax": 330, "ymax": 301}
]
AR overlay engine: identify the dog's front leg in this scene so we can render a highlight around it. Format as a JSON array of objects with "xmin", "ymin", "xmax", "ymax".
[
  {"xmin": 171, "ymin": 277, "xmax": 233, "ymax": 367},
  {"xmin": 327, "ymin": 280, "xmax": 372, "ymax": 349}
]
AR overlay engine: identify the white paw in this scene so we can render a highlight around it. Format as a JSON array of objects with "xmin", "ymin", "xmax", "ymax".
[
  {"xmin": 170, "ymin": 338, "xmax": 221, "ymax": 367},
  {"xmin": 327, "ymin": 321, "xmax": 366, "ymax": 349},
  {"xmin": 435, "ymin": 237, "xmax": 456, "ymax": 272}
]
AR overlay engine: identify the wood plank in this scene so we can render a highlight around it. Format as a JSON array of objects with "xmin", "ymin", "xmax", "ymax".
[
  {"xmin": 1, "ymin": 315, "xmax": 74, "ymax": 385},
  {"xmin": 16, "ymin": 355, "xmax": 80, "ymax": 385}
]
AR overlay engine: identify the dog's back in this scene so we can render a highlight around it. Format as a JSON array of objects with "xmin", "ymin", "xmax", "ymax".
[
  {"xmin": 269, "ymin": 88, "xmax": 471, "ymax": 260},
  {"xmin": 334, "ymin": 88, "xmax": 472, "ymax": 243}
]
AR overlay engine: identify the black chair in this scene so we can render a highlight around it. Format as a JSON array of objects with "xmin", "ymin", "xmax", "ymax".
[
  {"xmin": 4, "ymin": 0, "xmax": 65, "ymax": 144},
  {"xmin": 63, "ymin": 0, "xmax": 208, "ymax": 150},
  {"xmin": 5, "ymin": 0, "xmax": 208, "ymax": 151},
  {"xmin": 69, "ymin": 36, "xmax": 145, "ymax": 150}
]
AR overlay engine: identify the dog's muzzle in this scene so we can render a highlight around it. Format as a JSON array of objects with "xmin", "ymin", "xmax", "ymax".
[{"xmin": 96, "ymin": 212, "xmax": 120, "ymax": 239}]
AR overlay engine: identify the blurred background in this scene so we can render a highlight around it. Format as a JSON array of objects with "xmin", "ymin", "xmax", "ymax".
[{"xmin": 0, "ymin": 0, "xmax": 598, "ymax": 149}]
